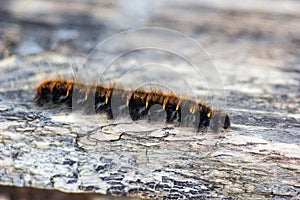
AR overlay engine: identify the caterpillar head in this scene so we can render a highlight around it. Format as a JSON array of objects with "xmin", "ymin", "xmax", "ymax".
[{"xmin": 209, "ymin": 110, "xmax": 231, "ymax": 132}]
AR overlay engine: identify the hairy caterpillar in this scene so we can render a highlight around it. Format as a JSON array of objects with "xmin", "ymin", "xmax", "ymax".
[{"xmin": 35, "ymin": 80, "xmax": 230, "ymax": 132}]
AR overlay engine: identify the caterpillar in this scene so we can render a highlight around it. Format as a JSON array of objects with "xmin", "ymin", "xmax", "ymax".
[{"xmin": 35, "ymin": 80, "xmax": 230, "ymax": 132}]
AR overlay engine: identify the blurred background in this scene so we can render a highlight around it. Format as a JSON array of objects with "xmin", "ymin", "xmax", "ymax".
[
  {"xmin": 1, "ymin": 0, "xmax": 299, "ymax": 97},
  {"xmin": 1, "ymin": 0, "xmax": 300, "ymax": 58}
]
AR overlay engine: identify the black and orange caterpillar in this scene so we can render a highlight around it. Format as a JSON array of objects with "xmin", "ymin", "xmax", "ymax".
[{"xmin": 35, "ymin": 80, "xmax": 230, "ymax": 132}]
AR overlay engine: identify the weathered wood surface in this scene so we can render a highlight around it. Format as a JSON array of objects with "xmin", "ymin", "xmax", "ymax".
[{"xmin": 0, "ymin": 0, "xmax": 300, "ymax": 199}]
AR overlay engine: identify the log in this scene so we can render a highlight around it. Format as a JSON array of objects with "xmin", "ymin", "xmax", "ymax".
[{"xmin": 0, "ymin": 0, "xmax": 299, "ymax": 199}]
